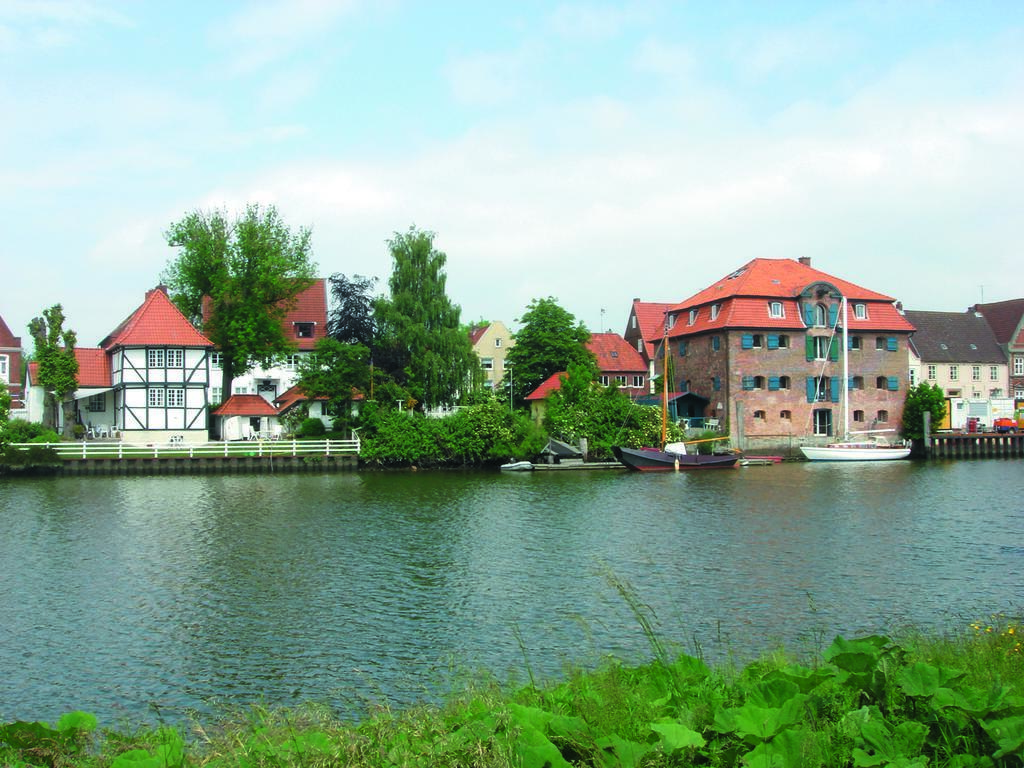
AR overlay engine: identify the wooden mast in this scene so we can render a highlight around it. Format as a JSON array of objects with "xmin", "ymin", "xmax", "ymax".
[{"xmin": 661, "ymin": 319, "xmax": 669, "ymax": 447}]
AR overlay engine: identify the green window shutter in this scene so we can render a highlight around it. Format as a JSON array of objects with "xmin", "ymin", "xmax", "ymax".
[
  {"xmin": 803, "ymin": 303, "xmax": 814, "ymax": 326},
  {"xmin": 712, "ymin": 335, "xmax": 720, "ymax": 351},
  {"xmin": 887, "ymin": 337, "xmax": 898, "ymax": 352},
  {"xmin": 678, "ymin": 340, "xmax": 686, "ymax": 356},
  {"xmin": 742, "ymin": 333, "xmax": 753, "ymax": 349},
  {"xmin": 806, "ymin": 377, "xmax": 816, "ymax": 402},
  {"xmin": 742, "ymin": 376, "xmax": 754, "ymax": 390},
  {"xmin": 830, "ymin": 378, "xmax": 840, "ymax": 402},
  {"xmin": 767, "ymin": 334, "xmax": 779, "ymax": 349},
  {"xmin": 768, "ymin": 376, "xmax": 780, "ymax": 391},
  {"xmin": 828, "ymin": 303, "xmax": 839, "ymax": 327},
  {"xmin": 805, "ymin": 335, "xmax": 815, "ymax": 361},
  {"xmin": 829, "ymin": 337, "xmax": 839, "ymax": 361},
  {"xmin": 888, "ymin": 376, "xmax": 899, "ymax": 391},
  {"xmin": 713, "ymin": 376, "xmax": 721, "ymax": 391}
]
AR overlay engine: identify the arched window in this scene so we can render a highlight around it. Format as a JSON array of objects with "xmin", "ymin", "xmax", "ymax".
[{"xmin": 815, "ymin": 303, "xmax": 828, "ymax": 327}]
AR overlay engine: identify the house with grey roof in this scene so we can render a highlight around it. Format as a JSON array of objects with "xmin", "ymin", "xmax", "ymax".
[
  {"xmin": 969, "ymin": 299, "xmax": 1024, "ymax": 401},
  {"xmin": 905, "ymin": 309, "xmax": 1010, "ymax": 430}
]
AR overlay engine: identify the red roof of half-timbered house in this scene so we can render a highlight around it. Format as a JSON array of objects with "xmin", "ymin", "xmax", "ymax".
[
  {"xmin": 212, "ymin": 394, "xmax": 280, "ymax": 416},
  {"xmin": 101, "ymin": 286, "xmax": 213, "ymax": 350}
]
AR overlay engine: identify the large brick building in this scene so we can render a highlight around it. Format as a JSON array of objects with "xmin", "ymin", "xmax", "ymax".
[{"xmin": 661, "ymin": 258, "xmax": 915, "ymax": 452}]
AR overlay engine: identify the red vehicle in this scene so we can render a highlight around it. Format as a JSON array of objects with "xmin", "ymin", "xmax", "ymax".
[{"xmin": 993, "ymin": 417, "xmax": 1018, "ymax": 433}]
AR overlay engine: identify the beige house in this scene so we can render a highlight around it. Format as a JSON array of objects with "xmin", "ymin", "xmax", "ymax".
[{"xmin": 469, "ymin": 321, "xmax": 514, "ymax": 391}]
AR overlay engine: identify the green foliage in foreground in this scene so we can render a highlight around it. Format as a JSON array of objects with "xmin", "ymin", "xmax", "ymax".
[
  {"xmin": 359, "ymin": 398, "xmax": 547, "ymax": 467},
  {"xmin": 4, "ymin": 622, "xmax": 1022, "ymax": 768}
]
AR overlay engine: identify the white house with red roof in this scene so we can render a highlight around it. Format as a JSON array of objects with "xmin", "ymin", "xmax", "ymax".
[
  {"xmin": 207, "ymin": 278, "xmax": 328, "ymax": 406},
  {"xmin": 661, "ymin": 257, "xmax": 915, "ymax": 450},
  {"xmin": 26, "ymin": 286, "xmax": 215, "ymax": 442},
  {"xmin": 0, "ymin": 313, "xmax": 25, "ymax": 413}
]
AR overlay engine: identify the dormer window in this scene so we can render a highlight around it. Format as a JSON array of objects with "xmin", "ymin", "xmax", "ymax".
[
  {"xmin": 688, "ymin": 309, "xmax": 698, "ymax": 325},
  {"xmin": 768, "ymin": 301, "xmax": 784, "ymax": 319},
  {"xmin": 854, "ymin": 303, "xmax": 867, "ymax": 320},
  {"xmin": 294, "ymin": 322, "xmax": 315, "ymax": 338},
  {"xmin": 710, "ymin": 303, "xmax": 721, "ymax": 320},
  {"xmin": 610, "ymin": 351, "xmax": 618, "ymax": 358}
]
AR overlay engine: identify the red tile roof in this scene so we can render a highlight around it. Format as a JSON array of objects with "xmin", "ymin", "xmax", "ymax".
[
  {"xmin": 525, "ymin": 371, "xmax": 567, "ymax": 401},
  {"xmin": 274, "ymin": 384, "xmax": 329, "ymax": 413},
  {"xmin": 202, "ymin": 278, "xmax": 328, "ymax": 352},
  {"xmin": 628, "ymin": 300, "xmax": 674, "ymax": 359},
  {"xmin": 587, "ymin": 333, "xmax": 646, "ymax": 374},
  {"xmin": 27, "ymin": 349, "xmax": 110, "ymax": 387},
  {"xmin": 212, "ymin": 394, "xmax": 280, "ymax": 416},
  {"xmin": 667, "ymin": 259, "xmax": 914, "ymax": 337},
  {"xmin": 74, "ymin": 348, "xmax": 111, "ymax": 387},
  {"xmin": 468, "ymin": 324, "xmax": 489, "ymax": 346},
  {"xmin": 0, "ymin": 313, "xmax": 21, "ymax": 348},
  {"xmin": 101, "ymin": 287, "xmax": 213, "ymax": 350}
]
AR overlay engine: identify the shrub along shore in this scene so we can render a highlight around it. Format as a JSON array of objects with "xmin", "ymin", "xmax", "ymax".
[{"xmin": 3, "ymin": 619, "xmax": 1022, "ymax": 768}]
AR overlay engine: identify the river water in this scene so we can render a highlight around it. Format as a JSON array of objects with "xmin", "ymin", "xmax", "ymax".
[{"xmin": 2, "ymin": 460, "xmax": 1022, "ymax": 726}]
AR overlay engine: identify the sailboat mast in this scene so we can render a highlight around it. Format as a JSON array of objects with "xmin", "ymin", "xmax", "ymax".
[
  {"xmin": 841, "ymin": 296, "xmax": 849, "ymax": 439},
  {"xmin": 662, "ymin": 321, "xmax": 669, "ymax": 447}
]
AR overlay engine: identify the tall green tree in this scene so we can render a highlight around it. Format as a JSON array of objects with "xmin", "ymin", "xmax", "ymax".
[
  {"xmin": 902, "ymin": 381, "xmax": 947, "ymax": 440},
  {"xmin": 327, "ymin": 273, "xmax": 378, "ymax": 347},
  {"xmin": 503, "ymin": 297, "xmax": 595, "ymax": 407},
  {"xmin": 373, "ymin": 226, "xmax": 477, "ymax": 410},
  {"xmin": 0, "ymin": 382, "xmax": 11, "ymax": 447},
  {"xmin": 28, "ymin": 305, "xmax": 80, "ymax": 438},
  {"xmin": 162, "ymin": 204, "xmax": 316, "ymax": 396}
]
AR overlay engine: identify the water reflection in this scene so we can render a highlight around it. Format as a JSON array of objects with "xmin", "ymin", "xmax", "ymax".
[{"xmin": 1, "ymin": 461, "xmax": 1022, "ymax": 726}]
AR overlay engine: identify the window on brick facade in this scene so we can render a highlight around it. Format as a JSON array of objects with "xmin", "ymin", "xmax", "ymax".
[
  {"xmin": 1015, "ymin": 356, "xmax": 1024, "ymax": 376},
  {"xmin": 853, "ymin": 409, "xmax": 865, "ymax": 422},
  {"xmin": 753, "ymin": 410, "xmax": 766, "ymax": 420},
  {"xmin": 877, "ymin": 410, "xmax": 889, "ymax": 423},
  {"xmin": 849, "ymin": 336, "xmax": 862, "ymax": 350},
  {"xmin": 780, "ymin": 410, "xmax": 791, "ymax": 420}
]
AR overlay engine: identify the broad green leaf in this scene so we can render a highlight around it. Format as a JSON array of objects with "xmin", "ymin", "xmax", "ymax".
[
  {"xmin": 56, "ymin": 711, "xmax": 98, "ymax": 733},
  {"xmin": 515, "ymin": 725, "xmax": 571, "ymax": 768},
  {"xmin": 714, "ymin": 697, "xmax": 805, "ymax": 743},
  {"xmin": 766, "ymin": 664, "xmax": 838, "ymax": 694},
  {"xmin": 110, "ymin": 748, "xmax": 162, "ymax": 768},
  {"xmin": 508, "ymin": 703, "xmax": 554, "ymax": 733},
  {"xmin": 748, "ymin": 678, "xmax": 802, "ymax": 709},
  {"xmin": 744, "ymin": 728, "xmax": 820, "ymax": 768},
  {"xmin": 948, "ymin": 756, "xmax": 996, "ymax": 768},
  {"xmin": 982, "ymin": 715, "xmax": 1024, "ymax": 758},
  {"xmin": 595, "ymin": 733, "xmax": 651, "ymax": 768},
  {"xmin": 650, "ymin": 721, "xmax": 705, "ymax": 753},
  {"xmin": 824, "ymin": 635, "xmax": 890, "ymax": 673},
  {"xmin": 897, "ymin": 662, "xmax": 965, "ymax": 697}
]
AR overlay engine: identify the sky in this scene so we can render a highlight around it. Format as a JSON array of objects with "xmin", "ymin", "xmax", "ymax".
[{"xmin": 2, "ymin": 0, "xmax": 1022, "ymax": 348}]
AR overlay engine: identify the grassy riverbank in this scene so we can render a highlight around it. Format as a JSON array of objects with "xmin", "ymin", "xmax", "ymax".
[{"xmin": 3, "ymin": 617, "xmax": 1022, "ymax": 767}]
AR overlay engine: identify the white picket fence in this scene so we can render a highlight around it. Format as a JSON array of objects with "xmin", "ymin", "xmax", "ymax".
[{"xmin": 8, "ymin": 438, "xmax": 360, "ymax": 460}]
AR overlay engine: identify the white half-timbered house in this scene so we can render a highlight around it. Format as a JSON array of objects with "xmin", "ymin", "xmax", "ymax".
[{"xmin": 99, "ymin": 286, "xmax": 214, "ymax": 443}]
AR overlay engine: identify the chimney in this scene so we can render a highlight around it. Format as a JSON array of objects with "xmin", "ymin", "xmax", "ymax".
[{"xmin": 798, "ymin": 257, "xmax": 812, "ymax": 267}]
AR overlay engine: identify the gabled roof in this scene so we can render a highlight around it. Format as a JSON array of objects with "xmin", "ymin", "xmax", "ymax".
[
  {"xmin": 202, "ymin": 278, "xmax": 328, "ymax": 352},
  {"xmin": 587, "ymin": 333, "xmax": 646, "ymax": 373},
  {"xmin": 468, "ymin": 324, "xmax": 490, "ymax": 346},
  {"xmin": 905, "ymin": 310, "xmax": 1005, "ymax": 364},
  {"xmin": 274, "ymin": 383, "xmax": 329, "ymax": 413},
  {"xmin": 0, "ymin": 313, "xmax": 21, "ymax": 348},
  {"xmin": 629, "ymin": 300, "xmax": 674, "ymax": 340},
  {"xmin": 970, "ymin": 299, "xmax": 1024, "ymax": 346},
  {"xmin": 525, "ymin": 371, "xmax": 566, "ymax": 401},
  {"xmin": 212, "ymin": 394, "xmax": 280, "ymax": 417},
  {"xmin": 667, "ymin": 259, "xmax": 914, "ymax": 337},
  {"xmin": 101, "ymin": 287, "xmax": 213, "ymax": 350}
]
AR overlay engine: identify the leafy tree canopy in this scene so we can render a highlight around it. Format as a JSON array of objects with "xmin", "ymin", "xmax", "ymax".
[
  {"xmin": 327, "ymin": 273, "xmax": 378, "ymax": 347},
  {"xmin": 373, "ymin": 226, "xmax": 478, "ymax": 410},
  {"xmin": 902, "ymin": 381, "xmax": 947, "ymax": 440},
  {"xmin": 28, "ymin": 304, "xmax": 79, "ymax": 437},
  {"xmin": 295, "ymin": 338, "xmax": 370, "ymax": 405},
  {"xmin": 162, "ymin": 204, "xmax": 316, "ymax": 395},
  {"xmin": 504, "ymin": 297, "xmax": 595, "ymax": 407}
]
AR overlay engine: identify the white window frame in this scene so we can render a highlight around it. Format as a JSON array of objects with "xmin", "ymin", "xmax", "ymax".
[
  {"xmin": 0, "ymin": 354, "xmax": 7, "ymax": 382},
  {"xmin": 481, "ymin": 357, "xmax": 494, "ymax": 370},
  {"xmin": 494, "ymin": 338, "xmax": 502, "ymax": 347},
  {"xmin": 167, "ymin": 388, "xmax": 185, "ymax": 407},
  {"xmin": 927, "ymin": 365, "xmax": 936, "ymax": 380},
  {"xmin": 632, "ymin": 375, "xmax": 644, "ymax": 387},
  {"xmin": 972, "ymin": 366, "xmax": 981, "ymax": 381},
  {"xmin": 710, "ymin": 303, "xmax": 720, "ymax": 320},
  {"xmin": 166, "ymin": 349, "xmax": 184, "ymax": 368},
  {"xmin": 86, "ymin": 393, "xmax": 105, "ymax": 412},
  {"xmin": 768, "ymin": 301, "xmax": 784, "ymax": 319},
  {"xmin": 814, "ymin": 336, "xmax": 829, "ymax": 360},
  {"xmin": 949, "ymin": 365, "xmax": 959, "ymax": 380},
  {"xmin": 688, "ymin": 309, "xmax": 698, "ymax": 325},
  {"xmin": 210, "ymin": 352, "xmax": 223, "ymax": 369},
  {"xmin": 854, "ymin": 303, "xmax": 867, "ymax": 320},
  {"xmin": 148, "ymin": 349, "xmax": 165, "ymax": 368},
  {"xmin": 148, "ymin": 388, "xmax": 165, "ymax": 407},
  {"xmin": 1014, "ymin": 356, "xmax": 1024, "ymax": 376},
  {"xmin": 990, "ymin": 366, "xmax": 999, "ymax": 381}
]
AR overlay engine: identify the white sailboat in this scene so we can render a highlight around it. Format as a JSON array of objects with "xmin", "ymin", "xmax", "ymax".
[{"xmin": 800, "ymin": 298, "xmax": 911, "ymax": 462}]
